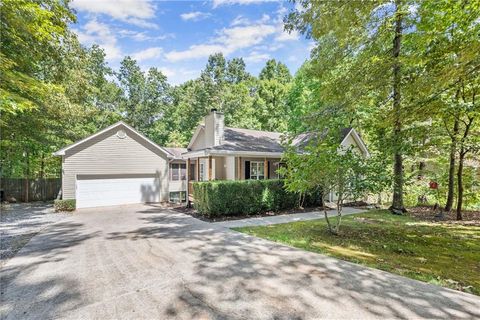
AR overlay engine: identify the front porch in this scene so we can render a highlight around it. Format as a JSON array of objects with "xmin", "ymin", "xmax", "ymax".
[{"xmin": 185, "ymin": 155, "xmax": 283, "ymax": 201}]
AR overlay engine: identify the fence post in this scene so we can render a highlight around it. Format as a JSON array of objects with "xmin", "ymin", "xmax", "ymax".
[{"xmin": 24, "ymin": 177, "xmax": 29, "ymax": 202}]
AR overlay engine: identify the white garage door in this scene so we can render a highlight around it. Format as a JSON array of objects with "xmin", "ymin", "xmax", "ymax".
[{"xmin": 76, "ymin": 175, "xmax": 160, "ymax": 209}]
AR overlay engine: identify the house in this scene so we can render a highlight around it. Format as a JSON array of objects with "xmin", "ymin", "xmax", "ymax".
[
  {"xmin": 54, "ymin": 109, "xmax": 368, "ymax": 209},
  {"xmin": 182, "ymin": 109, "xmax": 369, "ymax": 203},
  {"xmin": 53, "ymin": 122, "xmax": 187, "ymax": 209}
]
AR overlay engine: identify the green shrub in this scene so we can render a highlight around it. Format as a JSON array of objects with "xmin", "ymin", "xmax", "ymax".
[
  {"xmin": 192, "ymin": 179, "xmax": 318, "ymax": 217},
  {"xmin": 54, "ymin": 199, "xmax": 76, "ymax": 212}
]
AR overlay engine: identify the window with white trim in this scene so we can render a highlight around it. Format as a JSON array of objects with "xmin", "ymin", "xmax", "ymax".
[
  {"xmin": 169, "ymin": 191, "xmax": 186, "ymax": 203},
  {"xmin": 275, "ymin": 162, "xmax": 286, "ymax": 179},
  {"xmin": 250, "ymin": 161, "xmax": 265, "ymax": 180},
  {"xmin": 170, "ymin": 163, "xmax": 186, "ymax": 181},
  {"xmin": 199, "ymin": 163, "xmax": 205, "ymax": 181}
]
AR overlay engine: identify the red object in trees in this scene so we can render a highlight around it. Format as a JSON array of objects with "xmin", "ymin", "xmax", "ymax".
[{"xmin": 429, "ymin": 181, "xmax": 438, "ymax": 189}]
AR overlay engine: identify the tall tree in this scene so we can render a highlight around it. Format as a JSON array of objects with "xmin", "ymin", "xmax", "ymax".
[
  {"xmin": 226, "ymin": 58, "xmax": 251, "ymax": 84},
  {"xmin": 286, "ymin": 0, "xmax": 425, "ymax": 214},
  {"xmin": 0, "ymin": 0, "xmax": 75, "ymax": 114},
  {"xmin": 413, "ymin": 0, "xmax": 480, "ymax": 215},
  {"xmin": 255, "ymin": 59, "xmax": 292, "ymax": 131},
  {"xmin": 116, "ymin": 57, "xmax": 170, "ymax": 137}
]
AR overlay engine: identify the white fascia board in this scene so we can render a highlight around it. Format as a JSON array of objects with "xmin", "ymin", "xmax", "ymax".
[
  {"xmin": 350, "ymin": 129, "xmax": 370, "ymax": 157},
  {"xmin": 187, "ymin": 125, "xmax": 204, "ymax": 149},
  {"xmin": 339, "ymin": 128, "xmax": 370, "ymax": 157}
]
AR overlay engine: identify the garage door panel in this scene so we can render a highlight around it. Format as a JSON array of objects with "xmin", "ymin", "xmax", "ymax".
[{"xmin": 76, "ymin": 175, "xmax": 160, "ymax": 209}]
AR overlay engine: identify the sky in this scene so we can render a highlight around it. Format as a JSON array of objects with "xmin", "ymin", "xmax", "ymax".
[{"xmin": 70, "ymin": 0, "xmax": 313, "ymax": 85}]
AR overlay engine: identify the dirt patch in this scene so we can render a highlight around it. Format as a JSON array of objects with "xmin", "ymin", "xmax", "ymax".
[
  {"xmin": 408, "ymin": 206, "xmax": 480, "ymax": 226},
  {"xmin": 173, "ymin": 206, "xmax": 325, "ymax": 222}
]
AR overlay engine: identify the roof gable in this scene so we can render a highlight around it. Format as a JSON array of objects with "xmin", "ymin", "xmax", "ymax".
[{"xmin": 53, "ymin": 121, "xmax": 172, "ymax": 158}]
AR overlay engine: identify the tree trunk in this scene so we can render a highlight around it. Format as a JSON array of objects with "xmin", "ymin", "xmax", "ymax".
[
  {"xmin": 24, "ymin": 150, "xmax": 30, "ymax": 203},
  {"xmin": 40, "ymin": 152, "xmax": 46, "ymax": 201},
  {"xmin": 390, "ymin": 1, "xmax": 405, "ymax": 214},
  {"xmin": 445, "ymin": 118, "xmax": 459, "ymax": 212},
  {"xmin": 456, "ymin": 151, "xmax": 465, "ymax": 220}
]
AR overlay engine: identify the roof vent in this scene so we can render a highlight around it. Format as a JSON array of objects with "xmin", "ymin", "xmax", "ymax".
[{"xmin": 116, "ymin": 129, "xmax": 127, "ymax": 139}]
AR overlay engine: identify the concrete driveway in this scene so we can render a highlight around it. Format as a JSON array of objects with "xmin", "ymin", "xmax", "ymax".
[{"xmin": 1, "ymin": 204, "xmax": 479, "ymax": 319}]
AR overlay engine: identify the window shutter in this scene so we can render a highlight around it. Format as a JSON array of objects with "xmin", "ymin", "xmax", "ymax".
[
  {"xmin": 245, "ymin": 161, "xmax": 250, "ymax": 179},
  {"xmin": 267, "ymin": 161, "xmax": 270, "ymax": 179}
]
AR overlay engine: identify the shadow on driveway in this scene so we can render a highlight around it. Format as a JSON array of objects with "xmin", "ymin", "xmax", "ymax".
[
  {"xmin": 106, "ymin": 204, "xmax": 480, "ymax": 319},
  {"xmin": 1, "ymin": 219, "xmax": 98, "ymax": 319}
]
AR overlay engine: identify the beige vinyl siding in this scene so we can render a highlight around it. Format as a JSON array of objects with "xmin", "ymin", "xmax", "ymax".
[
  {"xmin": 62, "ymin": 125, "xmax": 170, "ymax": 201},
  {"xmin": 341, "ymin": 134, "xmax": 365, "ymax": 156},
  {"xmin": 190, "ymin": 129, "xmax": 205, "ymax": 151}
]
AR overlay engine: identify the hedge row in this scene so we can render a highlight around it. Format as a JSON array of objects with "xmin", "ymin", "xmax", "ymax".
[
  {"xmin": 192, "ymin": 179, "xmax": 321, "ymax": 217},
  {"xmin": 54, "ymin": 199, "xmax": 76, "ymax": 212}
]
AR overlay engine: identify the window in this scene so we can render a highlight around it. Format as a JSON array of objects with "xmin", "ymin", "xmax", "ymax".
[
  {"xmin": 275, "ymin": 162, "xmax": 286, "ymax": 179},
  {"xmin": 199, "ymin": 163, "xmax": 205, "ymax": 181},
  {"xmin": 189, "ymin": 163, "xmax": 196, "ymax": 180},
  {"xmin": 250, "ymin": 161, "xmax": 265, "ymax": 180},
  {"xmin": 169, "ymin": 191, "xmax": 186, "ymax": 203},
  {"xmin": 170, "ymin": 163, "xmax": 186, "ymax": 181}
]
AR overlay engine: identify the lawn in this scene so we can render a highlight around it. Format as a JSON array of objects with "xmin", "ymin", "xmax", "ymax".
[{"xmin": 235, "ymin": 210, "xmax": 480, "ymax": 295}]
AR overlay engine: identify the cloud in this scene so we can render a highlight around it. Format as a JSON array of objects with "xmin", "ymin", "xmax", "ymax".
[
  {"xmin": 131, "ymin": 47, "xmax": 163, "ymax": 62},
  {"xmin": 165, "ymin": 44, "xmax": 226, "ymax": 62},
  {"xmin": 275, "ymin": 29, "xmax": 300, "ymax": 42},
  {"xmin": 159, "ymin": 67, "xmax": 175, "ymax": 78},
  {"xmin": 166, "ymin": 13, "xmax": 280, "ymax": 62},
  {"xmin": 213, "ymin": 0, "xmax": 277, "ymax": 8},
  {"xmin": 71, "ymin": 0, "xmax": 157, "ymax": 28},
  {"xmin": 165, "ymin": 23, "xmax": 275, "ymax": 62},
  {"xmin": 180, "ymin": 11, "xmax": 211, "ymax": 21},
  {"xmin": 231, "ymin": 15, "xmax": 250, "ymax": 26},
  {"xmin": 73, "ymin": 20, "xmax": 122, "ymax": 60},
  {"xmin": 119, "ymin": 30, "xmax": 174, "ymax": 42},
  {"xmin": 244, "ymin": 51, "xmax": 270, "ymax": 63}
]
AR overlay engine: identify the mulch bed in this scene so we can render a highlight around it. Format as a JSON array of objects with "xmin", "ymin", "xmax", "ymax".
[
  {"xmin": 407, "ymin": 205, "xmax": 480, "ymax": 226},
  {"xmin": 172, "ymin": 206, "xmax": 325, "ymax": 223}
]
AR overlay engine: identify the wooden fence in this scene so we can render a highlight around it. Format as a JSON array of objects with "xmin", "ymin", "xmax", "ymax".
[{"xmin": 0, "ymin": 178, "xmax": 61, "ymax": 202}]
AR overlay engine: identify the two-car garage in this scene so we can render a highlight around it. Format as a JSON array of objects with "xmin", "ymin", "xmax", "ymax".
[
  {"xmin": 75, "ymin": 174, "xmax": 161, "ymax": 209},
  {"xmin": 54, "ymin": 122, "xmax": 175, "ymax": 209}
]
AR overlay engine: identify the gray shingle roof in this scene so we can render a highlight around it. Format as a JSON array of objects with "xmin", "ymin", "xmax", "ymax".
[
  {"xmin": 165, "ymin": 147, "xmax": 188, "ymax": 159},
  {"xmin": 185, "ymin": 126, "xmax": 355, "ymax": 155},
  {"xmin": 213, "ymin": 127, "xmax": 285, "ymax": 153}
]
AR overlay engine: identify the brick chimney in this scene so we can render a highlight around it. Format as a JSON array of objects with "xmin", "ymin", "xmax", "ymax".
[{"xmin": 204, "ymin": 108, "xmax": 224, "ymax": 147}]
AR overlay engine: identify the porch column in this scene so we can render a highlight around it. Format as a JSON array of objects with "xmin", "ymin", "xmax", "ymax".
[
  {"xmin": 264, "ymin": 158, "xmax": 268, "ymax": 180},
  {"xmin": 237, "ymin": 156, "xmax": 242, "ymax": 180},
  {"xmin": 208, "ymin": 155, "xmax": 212, "ymax": 180},
  {"xmin": 196, "ymin": 157, "xmax": 200, "ymax": 181},
  {"xmin": 186, "ymin": 158, "xmax": 191, "ymax": 205}
]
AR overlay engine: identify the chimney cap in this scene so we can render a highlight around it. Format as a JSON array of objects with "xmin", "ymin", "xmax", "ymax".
[{"xmin": 210, "ymin": 108, "xmax": 217, "ymax": 113}]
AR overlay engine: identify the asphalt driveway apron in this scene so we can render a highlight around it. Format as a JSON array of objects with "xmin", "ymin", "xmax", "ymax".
[{"xmin": 1, "ymin": 204, "xmax": 479, "ymax": 319}]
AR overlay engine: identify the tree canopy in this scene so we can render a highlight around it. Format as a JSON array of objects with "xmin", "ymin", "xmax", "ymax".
[{"xmin": 1, "ymin": 0, "xmax": 478, "ymax": 217}]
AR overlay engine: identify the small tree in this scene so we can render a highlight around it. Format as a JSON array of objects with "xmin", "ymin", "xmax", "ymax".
[{"xmin": 281, "ymin": 131, "xmax": 387, "ymax": 235}]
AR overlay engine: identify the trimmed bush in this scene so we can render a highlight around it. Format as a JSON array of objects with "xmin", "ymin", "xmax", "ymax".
[
  {"xmin": 192, "ymin": 179, "xmax": 314, "ymax": 217},
  {"xmin": 54, "ymin": 199, "xmax": 76, "ymax": 212}
]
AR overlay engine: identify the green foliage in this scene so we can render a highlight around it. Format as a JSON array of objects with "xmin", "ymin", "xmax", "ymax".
[
  {"xmin": 237, "ymin": 210, "xmax": 480, "ymax": 295},
  {"xmin": 192, "ymin": 179, "xmax": 305, "ymax": 217},
  {"xmin": 285, "ymin": 0, "xmax": 480, "ymax": 213},
  {"xmin": 0, "ymin": 0, "xmax": 76, "ymax": 114},
  {"xmin": 54, "ymin": 199, "xmax": 76, "ymax": 212}
]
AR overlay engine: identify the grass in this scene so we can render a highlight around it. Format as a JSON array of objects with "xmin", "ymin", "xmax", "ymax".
[{"xmin": 234, "ymin": 210, "xmax": 480, "ymax": 295}]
